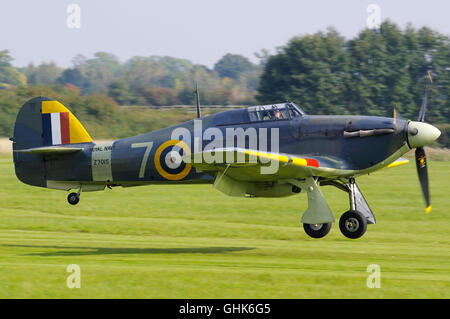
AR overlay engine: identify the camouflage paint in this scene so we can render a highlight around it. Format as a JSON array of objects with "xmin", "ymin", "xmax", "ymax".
[{"xmin": 12, "ymin": 97, "xmax": 410, "ymax": 192}]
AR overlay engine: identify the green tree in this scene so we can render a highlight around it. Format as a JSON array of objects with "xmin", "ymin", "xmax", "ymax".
[
  {"xmin": 142, "ymin": 87, "xmax": 180, "ymax": 106},
  {"xmin": 57, "ymin": 52, "xmax": 121, "ymax": 94},
  {"xmin": 178, "ymin": 87, "xmax": 195, "ymax": 105},
  {"xmin": 257, "ymin": 22, "xmax": 449, "ymax": 120},
  {"xmin": 108, "ymin": 79, "xmax": 134, "ymax": 105},
  {"xmin": 214, "ymin": 54, "xmax": 256, "ymax": 80},
  {"xmin": 257, "ymin": 28, "xmax": 350, "ymax": 114},
  {"xmin": 0, "ymin": 50, "xmax": 26, "ymax": 87},
  {"xmin": 22, "ymin": 62, "xmax": 63, "ymax": 85},
  {"xmin": 57, "ymin": 68, "xmax": 86, "ymax": 90}
]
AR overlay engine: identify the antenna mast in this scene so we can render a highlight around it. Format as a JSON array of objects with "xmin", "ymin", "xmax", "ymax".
[{"xmin": 194, "ymin": 82, "xmax": 201, "ymax": 118}]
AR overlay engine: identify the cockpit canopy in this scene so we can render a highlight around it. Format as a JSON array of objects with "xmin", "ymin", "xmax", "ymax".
[{"xmin": 247, "ymin": 102, "xmax": 305, "ymax": 122}]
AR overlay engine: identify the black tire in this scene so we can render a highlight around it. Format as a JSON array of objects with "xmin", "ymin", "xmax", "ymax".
[
  {"xmin": 339, "ymin": 210, "xmax": 367, "ymax": 239},
  {"xmin": 67, "ymin": 192, "xmax": 80, "ymax": 205},
  {"xmin": 303, "ymin": 222, "xmax": 332, "ymax": 239}
]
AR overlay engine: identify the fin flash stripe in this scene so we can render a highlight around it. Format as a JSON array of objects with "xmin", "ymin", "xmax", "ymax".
[
  {"xmin": 41, "ymin": 101, "xmax": 92, "ymax": 145},
  {"xmin": 42, "ymin": 112, "xmax": 70, "ymax": 145}
]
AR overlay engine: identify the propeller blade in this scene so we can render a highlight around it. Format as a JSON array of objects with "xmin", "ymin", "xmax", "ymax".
[
  {"xmin": 415, "ymin": 147, "xmax": 431, "ymax": 213},
  {"xmin": 418, "ymin": 72, "xmax": 433, "ymax": 122}
]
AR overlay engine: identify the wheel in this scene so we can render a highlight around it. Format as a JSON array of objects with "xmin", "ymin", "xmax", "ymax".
[
  {"xmin": 339, "ymin": 210, "xmax": 367, "ymax": 239},
  {"xmin": 303, "ymin": 222, "xmax": 332, "ymax": 239},
  {"xmin": 291, "ymin": 185, "xmax": 301, "ymax": 193},
  {"xmin": 67, "ymin": 192, "xmax": 80, "ymax": 205}
]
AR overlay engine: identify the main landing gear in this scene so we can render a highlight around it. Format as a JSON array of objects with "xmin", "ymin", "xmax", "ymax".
[
  {"xmin": 339, "ymin": 210, "xmax": 367, "ymax": 239},
  {"xmin": 303, "ymin": 222, "xmax": 332, "ymax": 238},
  {"xmin": 290, "ymin": 177, "xmax": 375, "ymax": 240},
  {"xmin": 67, "ymin": 188, "xmax": 81, "ymax": 205}
]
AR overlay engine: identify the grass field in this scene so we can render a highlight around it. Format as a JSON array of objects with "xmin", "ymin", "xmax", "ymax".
[{"xmin": 0, "ymin": 154, "xmax": 449, "ymax": 298}]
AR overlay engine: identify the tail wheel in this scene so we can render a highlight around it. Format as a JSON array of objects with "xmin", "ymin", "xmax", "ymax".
[
  {"xmin": 303, "ymin": 222, "xmax": 332, "ymax": 239},
  {"xmin": 67, "ymin": 192, "xmax": 80, "ymax": 205},
  {"xmin": 339, "ymin": 210, "xmax": 367, "ymax": 239}
]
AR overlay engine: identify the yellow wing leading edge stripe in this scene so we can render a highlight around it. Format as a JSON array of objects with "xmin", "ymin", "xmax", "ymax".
[
  {"xmin": 386, "ymin": 159, "xmax": 409, "ymax": 169},
  {"xmin": 244, "ymin": 150, "xmax": 313, "ymax": 167}
]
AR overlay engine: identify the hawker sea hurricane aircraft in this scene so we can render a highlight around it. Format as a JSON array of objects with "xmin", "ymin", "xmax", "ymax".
[{"xmin": 11, "ymin": 77, "xmax": 440, "ymax": 239}]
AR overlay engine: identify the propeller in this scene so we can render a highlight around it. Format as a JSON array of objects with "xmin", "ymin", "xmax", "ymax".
[
  {"xmin": 418, "ymin": 72, "xmax": 432, "ymax": 122},
  {"xmin": 415, "ymin": 147, "xmax": 431, "ymax": 212},
  {"xmin": 414, "ymin": 72, "xmax": 434, "ymax": 213}
]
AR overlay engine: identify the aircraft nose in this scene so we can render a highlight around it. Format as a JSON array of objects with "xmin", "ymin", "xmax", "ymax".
[{"xmin": 408, "ymin": 121, "xmax": 441, "ymax": 148}]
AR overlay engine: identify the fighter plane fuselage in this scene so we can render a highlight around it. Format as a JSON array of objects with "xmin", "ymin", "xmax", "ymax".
[{"xmin": 36, "ymin": 106, "xmax": 409, "ymax": 188}]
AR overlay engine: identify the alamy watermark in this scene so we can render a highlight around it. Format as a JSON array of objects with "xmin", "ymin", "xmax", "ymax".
[
  {"xmin": 67, "ymin": 4, "xmax": 81, "ymax": 29},
  {"xmin": 366, "ymin": 4, "xmax": 381, "ymax": 30},
  {"xmin": 366, "ymin": 264, "xmax": 381, "ymax": 288},
  {"xmin": 66, "ymin": 264, "xmax": 81, "ymax": 288},
  {"xmin": 170, "ymin": 120, "xmax": 281, "ymax": 175}
]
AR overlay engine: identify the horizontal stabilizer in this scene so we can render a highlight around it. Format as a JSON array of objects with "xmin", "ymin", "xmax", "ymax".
[{"xmin": 15, "ymin": 146, "xmax": 83, "ymax": 154}]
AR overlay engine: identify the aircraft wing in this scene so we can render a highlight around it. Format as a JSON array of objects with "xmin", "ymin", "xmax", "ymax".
[{"xmin": 182, "ymin": 148, "xmax": 345, "ymax": 181}]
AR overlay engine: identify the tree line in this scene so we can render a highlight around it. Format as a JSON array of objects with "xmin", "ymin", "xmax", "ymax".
[
  {"xmin": 0, "ymin": 20, "xmax": 448, "ymax": 143},
  {"xmin": 258, "ymin": 21, "xmax": 449, "ymax": 123},
  {"xmin": 0, "ymin": 51, "xmax": 262, "ymax": 106}
]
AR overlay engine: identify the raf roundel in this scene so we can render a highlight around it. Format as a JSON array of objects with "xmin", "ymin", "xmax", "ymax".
[{"xmin": 154, "ymin": 140, "xmax": 192, "ymax": 181}]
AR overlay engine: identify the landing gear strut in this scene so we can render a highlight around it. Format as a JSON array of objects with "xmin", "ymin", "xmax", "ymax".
[
  {"xmin": 338, "ymin": 178, "xmax": 372, "ymax": 239},
  {"xmin": 289, "ymin": 177, "xmax": 335, "ymax": 239},
  {"xmin": 67, "ymin": 187, "xmax": 81, "ymax": 205},
  {"xmin": 317, "ymin": 177, "xmax": 376, "ymax": 239},
  {"xmin": 290, "ymin": 177, "xmax": 375, "ymax": 239},
  {"xmin": 324, "ymin": 178, "xmax": 375, "ymax": 239}
]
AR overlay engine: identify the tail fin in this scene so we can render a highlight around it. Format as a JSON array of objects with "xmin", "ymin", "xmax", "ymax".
[
  {"xmin": 14, "ymin": 97, "xmax": 92, "ymax": 149},
  {"xmin": 12, "ymin": 97, "xmax": 93, "ymax": 187}
]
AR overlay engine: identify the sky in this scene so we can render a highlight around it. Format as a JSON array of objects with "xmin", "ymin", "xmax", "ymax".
[{"xmin": 1, "ymin": 0, "xmax": 449, "ymax": 68}]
